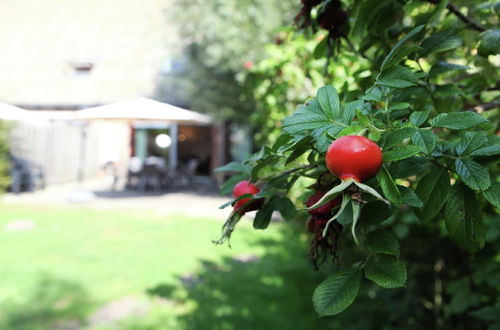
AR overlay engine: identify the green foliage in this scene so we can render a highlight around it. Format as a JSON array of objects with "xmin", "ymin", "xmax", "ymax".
[{"xmin": 213, "ymin": 0, "xmax": 499, "ymax": 327}]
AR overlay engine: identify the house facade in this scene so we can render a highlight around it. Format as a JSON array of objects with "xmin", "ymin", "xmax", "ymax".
[{"xmin": 0, "ymin": 0, "xmax": 228, "ymax": 185}]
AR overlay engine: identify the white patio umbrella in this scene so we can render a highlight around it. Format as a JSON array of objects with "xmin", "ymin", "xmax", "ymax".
[
  {"xmin": 0, "ymin": 102, "xmax": 48, "ymax": 125},
  {"xmin": 76, "ymin": 97, "xmax": 212, "ymax": 124}
]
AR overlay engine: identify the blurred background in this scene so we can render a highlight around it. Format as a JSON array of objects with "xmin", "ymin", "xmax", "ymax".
[{"xmin": 0, "ymin": 1, "xmax": 343, "ymax": 329}]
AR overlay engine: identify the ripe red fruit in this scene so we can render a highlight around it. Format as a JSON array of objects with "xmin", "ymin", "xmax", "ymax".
[
  {"xmin": 326, "ymin": 135, "xmax": 383, "ymax": 182},
  {"xmin": 232, "ymin": 180, "xmax": 263, "ymax": 214},
  {"xmin": 306, "ymin": 190, "xmax": 341, "ymax": 217}
]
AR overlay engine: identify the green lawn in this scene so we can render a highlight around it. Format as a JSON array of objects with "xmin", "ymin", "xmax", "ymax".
[{"xmin": 0, "ymin": 204, "xmax": 344, "ymax": 330}]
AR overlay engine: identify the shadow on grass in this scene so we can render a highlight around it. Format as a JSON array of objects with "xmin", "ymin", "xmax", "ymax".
[
  {"xmin": 0, "ymin": 275, "xmax": 92, "ymax": 330},
  {"xmin": 147, "ymin": 226, "xmax": 367, "ymax": 330}
]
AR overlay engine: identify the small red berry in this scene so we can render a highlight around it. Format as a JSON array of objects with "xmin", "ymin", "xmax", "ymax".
[{"xmin": 232, "ymin": 180, "xmax": 263, "ymax": 215}]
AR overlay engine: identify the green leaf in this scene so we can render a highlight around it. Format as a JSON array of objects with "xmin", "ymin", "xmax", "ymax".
[
  {"xmin": 415, "ymin": 166, "xmax": 450, "ymax": 222},
  {"xmin": 285, "ymin": 136, "xmax": 313, "ymax": 165},
  {"xmin": 253, "ymin": 197, "xmax": 278, "ymax": 229},
  {"xmin": 383, "ymin": 145, "xmax": 422, "ymax": 162},
  {"xmin": 430, "ymin": 112, "xmax": 487, "ymax": 129},
  {"xmin": 365, "ymin": 229, "xmax": 400, "ymax": 257},
  {"xmin": 307, "ymin": 180, "xmax": 354, "ymax": 211},
  {"xmin": 411, "ymin": 129, "xmax": 436, "ymax": 154},
  {"xmin": 377, "ymin": 65, "xmax": 418, "ymax": 88},
  {"xmin": 359, "ymin": 201, "xmax": 392, "ymax": 227},
  {"xmin": 455, "ymin": 159, "xmax": 491, "ymax": 191},
  {"xmin": 376, "ymin": 166, "xmax": 401, "ymax": 203},
  {"xmin": 312, "ymin": 125, "xmax": 343, "ymax": 152},
  {"xmin": 388, "ymin": 102, "xmax": 410, "ymax": 111},
  {"xmin": 455, "ymin": 131, "xmax": 488, "ymax": 156},
  {"xmin": 341, "ymin": 100, "xmax": 364, "ymax": 124},
  {"xmin": 445, "ymin": 184, "xmax": 486, "ymax": 252},
  {"xmin": 317, "ymin": 86, "xmax": 340, "ymax": 118},
  {"xmin": 483, "ymin": 183, "xmax": 500, "ymax": 209},
  {"xmin": 276, "ymin": 197, "xmax": 296, "ymax": 221},
  {"xmin": 428, "ymin": 61, "xmax": 469, "ymax": 78},
  {"xmin": 390, "ymin": 156, "xmax": 428, "ymax": 179},
  {"xmin": 364, "ymin": 255, "xmax": 407, "ymax": 288},
  {"xmin": 282, "ymin": 98, "xmax": 343, "ymax": 135},
  {"xmin": 380, "ymin": 25, "xmax": 425, "ymax": 72},
  {"xmin": 400, "ymin": 186, "xmax": 423, "ymax": 208},
  {"xmin": 471, "ymin": 144, "xmax": 500, "ymax": 156},
  {"xmin": 272, "ymin": 134, "xmax": 293, "ymax": 152},
  {"xmin": 382, "ymin": 127, "xmax": 416, "ymax": 149},
  {"xmin": 312, "ymin": 268, "xmax": 362, "ymax": 316},
  {"xmin": 215, "ymin": 162, "xmax": 250, "ymax": 173},
  {"xmin": 363, "ymin": 86, "xmax": 383, "ymax": 102},
  {"xmin": 409, "ymin": 110, "xmax": 430, "ymax": 127},
  {"xmin": 420, "ymin": 30, "xmax": 462, "ymax": 57},
  {"xmin": 478, "ymin": 29, "xmax": 500, "ymax": 57}
]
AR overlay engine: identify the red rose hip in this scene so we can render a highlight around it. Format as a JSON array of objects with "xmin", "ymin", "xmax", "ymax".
[
  {"xmin": 326, "ymin": 135, "xmax": 383, "ymax": 182},
  {"xmin": 232, "ymin": 180, "xmax": 263, "ymax": 214}
]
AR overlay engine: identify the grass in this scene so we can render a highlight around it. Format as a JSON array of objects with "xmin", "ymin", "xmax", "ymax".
[{"xmin": 0, "ymin": 204, "xmax": 349, "ymax": 330}]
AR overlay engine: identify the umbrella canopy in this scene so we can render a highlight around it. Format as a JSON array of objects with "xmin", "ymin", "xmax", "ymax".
[
  {"xmin": 0, "ymin": 102, "xmax": 47, "ymax": 125},
  {"xmin": 77, "ymin": 98, "xmax": 212, "ymax": 125}
]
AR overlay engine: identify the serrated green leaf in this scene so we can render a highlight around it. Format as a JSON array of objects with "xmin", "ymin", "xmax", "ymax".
[
  {"xmin": 313, "ymin": 268, "xmax": 362, "ymax": 316},
  {"xmin": 382, "ymin": 128, "xmax": 416, "ymax": 149},
  {"xmin": 363, "ymin": 86, "xmax": 383, "ymax": 102},
  {"xmin": 377, "ymin": 65, "xmax": 418, "ymax": 88},
  {"xmin": 383, "ymin": 145, "xmax": 422, "ymax": 162},
  {"xmin": 445, "ymin": 184, "xmax": 486, "ymax": 252},
  {"xmin": 312, "ymin": 125, "xmax": 343, "ymax": 152},
  {"xmin": 365, "ymin": 230, "xmax": 400, "ymax": 257},
  {"xmin": 317, "ymin": 86, "xmax": 340, "ymax": 118},
  {"xmin": 341, "ymin": 100, "xmax": 364, "ymax": 124},
  {"xmin": 478, "ymin": 29, "xmax": 500, "ymax": 56},
  {"xmin": 428, "ymin": 61, "xmax": 469, "ymax": 78},
  {"xmin": 377, "ymin": 166, "xmax": 401, "ymax": 203},
  {"xmin": 412, "ymin": 129, "xmax": 436, "ymax": 154},
  {"xmin": 455, "ymin": 131, "xmax": 488, "ymax": 155},
  {"xmin": 455, "ymin": 159, "xmax": 491, "ymax": 191},
  {"xmin": 409, "ymin": 110, "xmax": 430, "ymax": 126},
  {"xmin": 390, "ymin": 156, "xmax": 429, "ymax": 179},
  {"xmin": 364, "ymin": 255, "xmax": 407, "ymax": 288},
  {"xmin": 415, "ymin": 166, "xmax": 450, "ymax": 222},
  {"xmin": 420, "ymin": 30, "xmax": 462, "ymax": 57},
  {"xmin": 483, "ymin": 183, "xmax": 500, "ymax": 209},
  {"xmin": 400, "ymin": 186, "xmax": 423, "ymax": 208},
  {"xmin": 430, "ymin": 112, "xmax": 487, "ymax": 129},
  {"xmin": 471, "ymin": 144, "xmax": 500, "ymax": 156},
  {"xmin": 380, "ymin": 25, "xmax": 425, "ymax": 72}
]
